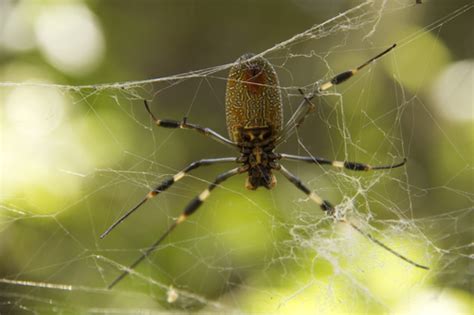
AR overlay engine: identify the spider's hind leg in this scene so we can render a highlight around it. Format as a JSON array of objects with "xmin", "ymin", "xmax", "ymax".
[
  {"xmin": 144, "ymin": 100, "xmax": 237, "ymax": 148},
  {"xmin": 318, "ymin": 44, "xmax": 396, "ymax": 92}
]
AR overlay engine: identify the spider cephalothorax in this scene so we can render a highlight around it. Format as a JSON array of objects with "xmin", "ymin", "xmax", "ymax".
[
  {"xmin": 237, "ymin": 127, "xmax": 278, "ymax": 190},
  {"xmin": 101, "ymin": 45, "xmax": 428, "ymax": 289}
]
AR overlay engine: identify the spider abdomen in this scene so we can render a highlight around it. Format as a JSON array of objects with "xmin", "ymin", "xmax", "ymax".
[{"xmin": 225, "ymin": 53, "xmax": 283, "ymax": 144}]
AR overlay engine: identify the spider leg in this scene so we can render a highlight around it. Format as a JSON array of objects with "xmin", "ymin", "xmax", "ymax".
[
  {"xmin": 278, "ymin": 153, "xmax": 407, "ymax": 171},
  {"xmin": 343, "ymin": 220, "xmax": 429, "ymax": 270},
  {"xmin": 277, "ymin": 164, "xmax": 429, "ymax": 270},
  {"xmin": 318, "ymin": 44, "xmax": 396, "ymax": 92},
  {"xmin": 276, "ymin": 45, "xmax": 396, "ymax": 146},
  {"xmin": 107, "ymin": 166, "xmax": 245, "ymax": 289},
  {"xmin": 100, "ymin": 157, "xmax": 239, "ymax": 239},
  {"xmin": 144, "ymin": 100, "xmax": 237, "ymax": 148},
  {"xmin": 275, "ymin": 89, "xmax": 315, "ymax": 145},
  {"xmin": 277, "ymin": 164, "xmax": 334, "ymax": 214}
]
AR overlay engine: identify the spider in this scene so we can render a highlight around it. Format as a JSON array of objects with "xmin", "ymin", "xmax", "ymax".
[{"xmin": 102, "ymin": 44, "xmax": 428, "ymax": 289}]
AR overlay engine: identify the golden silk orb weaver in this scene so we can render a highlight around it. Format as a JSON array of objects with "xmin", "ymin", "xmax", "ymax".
[{"xmin": 102, "ymin": 44, "xmax": 429, "ymax": 289}]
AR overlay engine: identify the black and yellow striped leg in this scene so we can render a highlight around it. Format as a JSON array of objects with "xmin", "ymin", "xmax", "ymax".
[
  {"xmin": 279, "ymin": 153, "xmax": 407, "ymax": 171},
  {"xmin": 100, "ymin": 157, "xmax": 238, "ymax": 239},
  {"xmin": 318, "ymin": 44, "xmax": 397, "ymax": 92},
  {"xmin": 274, "ymin": 89, "xmax": 316, "ymax": 145},
  {"xmin": 278, "ymin": 165, "xmax": 335, "ymax": 215},
  {"xmin": 144, "ymin": 100, "xmax": 237, "ymax": 148},
  {"xmin": 277, "ymin": 164, "xmax": 429, "ymax": 270},
  {"xmin": 276, "ymin": 45, "xmax": 397, "ymax": 146},
  {"xmin": 107, "ymin": 167, "xmax": 245, "ymax": 289}
]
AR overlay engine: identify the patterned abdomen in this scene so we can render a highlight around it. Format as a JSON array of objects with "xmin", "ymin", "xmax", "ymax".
[{"xmin": 225, "ymin": 53, "xmax": 283, "ymax": 143}]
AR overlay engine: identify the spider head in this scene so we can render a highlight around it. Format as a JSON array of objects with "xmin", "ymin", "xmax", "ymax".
[{"xmin": 245, "ymin": 166, "xmax": 276, "ymax": 190}]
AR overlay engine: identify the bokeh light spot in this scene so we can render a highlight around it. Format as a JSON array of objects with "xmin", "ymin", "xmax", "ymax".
[
  {"xmin": 395, "ymin": 288, "xmax": 473, "ymax": 315},
  {"xmin": 431, "ymin": 60, "xmax": 474, "ymax": 122},
  {"xmin": 0, "ymin": 1, "xmax": 36, "ymax": 52},
  {"xmin": 5, "ymin": 85, "xmax": 66, "ymax": 137},
  {"xmin": 34, "ymin": 3, "xmax": 105, "ymax": 76}
]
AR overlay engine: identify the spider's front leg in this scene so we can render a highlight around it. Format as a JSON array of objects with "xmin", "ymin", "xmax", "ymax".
[
  {"xmin": 276, "ymin": 164, "xmax": 429, "ymax": 270},
  {"xmin": 277, "ymin": 164, "xmax": 334, "ymax": 215},
  {"xmin": 107, "ymin": 166, "xmax": 246, "ymax": 289},
  {"xmin": 100, "ymin": 157, "xmax": 239, "ymax": 239}
]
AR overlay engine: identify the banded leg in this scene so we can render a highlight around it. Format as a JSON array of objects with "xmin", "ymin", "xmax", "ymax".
[
  {"xmin": 144, "ymin": 100, "xmax": 236, "ymax": 148},
  {"xmin": 100, "ymin": 157, "xmax": 238, "ymax": 239},
  {"xmin": 279, "ymin": 153, "xmax": 407, "ymax": 171},
  {"xmin": 291, "ymin": 89, "xmax": 316, "ymax": 130},
  {"xmin": 318, "ymin": 44, "xmax": 396, "ymax": 92},
  {"xmin": 276, "ymin": 44, "xmax": 396, "ymax": 145},
  {"xmin": 277, "ymin": 164, "xmax": 429, "ymax": 270},
  {"xmin": 107, "ymin": 167, "xmax": 245, "ymax": 289},
  {"xmin": 275, "ymin": 89, "xmax": 316, "ymax": 145},
  {"xmin": 278, "ymin": 165, "xmax": 335, "ymax": 215}
]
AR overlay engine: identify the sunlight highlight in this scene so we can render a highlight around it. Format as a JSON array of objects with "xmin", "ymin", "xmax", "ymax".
[
  {"xmin": 5, "ymin": 85, "xmax": 66, "ymax": 137},
  {"xmin": 34, "ymin": 3, "xmax": 105, "ymax": 75},
  {"xmin": 0, "ymin": 1, "xmax": 35, "ymax": 52},
  {"xmin": 431, "ymin": 60, "xmax": 474, "ymax": 122},
  {"xmin": 396, "ymin": 288, "xmax": 473, "ymax": 315}
]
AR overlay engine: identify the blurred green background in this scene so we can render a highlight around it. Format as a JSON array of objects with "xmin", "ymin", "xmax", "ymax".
[{"xmin": 1, "ymin": 0, "xmax": 473, "ymax": 314}]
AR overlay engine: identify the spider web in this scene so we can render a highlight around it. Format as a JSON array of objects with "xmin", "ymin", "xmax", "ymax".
[{"xmin": 1, "ymin": 1, "xmax": 473, "ymax": 314}]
